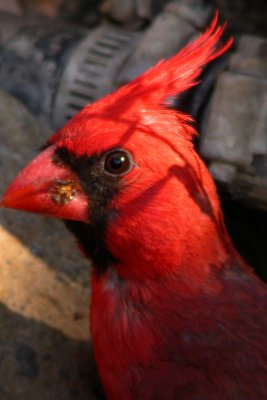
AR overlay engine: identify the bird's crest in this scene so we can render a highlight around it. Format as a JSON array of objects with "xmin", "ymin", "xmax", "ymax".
[
  {"xmin": 108, "ymin": 11, "xmax": 232, "ymax": 109},
  {"xmin": 49, "ymin": 12, "xmax": 232, "ymax": 146}
]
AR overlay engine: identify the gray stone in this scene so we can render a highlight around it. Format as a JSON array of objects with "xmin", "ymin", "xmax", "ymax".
[
  {"xmin": 201, "ymin": 70, "xmax": 267, "ymax": 166},
  {"xmin": 200, "ymin": 35, "xmax": 267, "ymax": 210},
  {"xmin": 209, "ymin": 162, "xmax": 237, "ymax": 184}
]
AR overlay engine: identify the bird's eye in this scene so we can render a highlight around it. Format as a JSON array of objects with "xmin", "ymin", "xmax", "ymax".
[{"xmin": 104, "ymin": 150, "xmax": 133, "ymax": 176}]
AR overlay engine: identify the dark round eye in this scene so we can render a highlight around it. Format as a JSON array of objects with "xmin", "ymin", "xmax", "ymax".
[{"xmin": 104, "ymin": 150, "xmax": 133, "ymax": 176}]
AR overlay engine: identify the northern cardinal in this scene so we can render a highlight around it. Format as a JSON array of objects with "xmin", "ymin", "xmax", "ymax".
[{"xmin": 1, "ymin": 14, "xmax": 267, "ymax": 400}]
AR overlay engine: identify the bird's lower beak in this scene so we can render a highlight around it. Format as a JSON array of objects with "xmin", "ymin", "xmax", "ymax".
[{"xmin": 0, "ymin": 145, "xmax": 89, "ymax": 222}]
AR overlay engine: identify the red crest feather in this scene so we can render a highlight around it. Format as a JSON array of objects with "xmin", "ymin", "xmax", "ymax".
[
  {"xmin": 111, "ymin": 11, "xmax": 233, "ymax": 108},
  {"xmin": 49, "ymin": 12, "xmax": 232, "ymax": 146}
]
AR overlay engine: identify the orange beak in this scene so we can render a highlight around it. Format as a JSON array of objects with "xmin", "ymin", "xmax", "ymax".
[{"xmin": 0, "ymin": 145, "xmax": 89, "ymax": 222}]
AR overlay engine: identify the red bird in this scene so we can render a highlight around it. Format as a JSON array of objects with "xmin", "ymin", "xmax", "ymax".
[{"xmin": 1, "ymin": 15, "xmax": 267, "ymax": 399}]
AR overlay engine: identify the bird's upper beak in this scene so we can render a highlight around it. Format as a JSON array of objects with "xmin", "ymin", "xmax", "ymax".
[{"xmin": 0, "ymin": 145, "xmax": 89, "ymax": 222}]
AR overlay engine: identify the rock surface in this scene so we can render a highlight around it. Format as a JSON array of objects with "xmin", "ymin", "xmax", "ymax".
[{"xmin": 0, "ymin": 89, "xmax": 98, "ymax": 399}]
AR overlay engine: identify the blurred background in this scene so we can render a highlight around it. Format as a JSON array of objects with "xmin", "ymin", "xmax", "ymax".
[{"xmin": 0, "ymin": 1, "xmax": 266, "ymax": 399}]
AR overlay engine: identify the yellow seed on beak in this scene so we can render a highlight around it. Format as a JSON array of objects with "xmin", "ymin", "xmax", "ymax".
[{"xmin": 51, "ymin": 180, "xmax": 77, "ymax": 205}]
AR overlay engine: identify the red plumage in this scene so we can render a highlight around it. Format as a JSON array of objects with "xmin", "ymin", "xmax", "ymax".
[{"xmin": 1, "ymin": 14, "xmax": 267, "ymax": 399}]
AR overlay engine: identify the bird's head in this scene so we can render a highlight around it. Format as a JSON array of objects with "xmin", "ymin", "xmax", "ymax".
[{"xmin": 1, "ymin": 15, "xmax": 233, "ymax": 280}]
